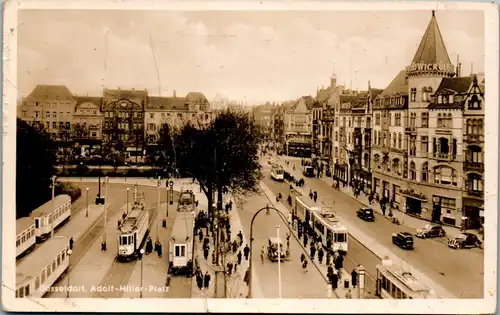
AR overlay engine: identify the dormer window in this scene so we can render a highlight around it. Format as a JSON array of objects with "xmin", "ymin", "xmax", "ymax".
[
  {"xmin": 449, "ymin": 95, "xmax": 454, "ymax": 103},
  {"xmin": 443, "ymin": 95, "xmax": 448, "ymax": 104},
  {"xmin": 438, "ymin": 95, "xmax": 443, "ymax": 104},
  {"xmin": 469, "ymin": 94, "xmax": 481, "ymax": 109}
]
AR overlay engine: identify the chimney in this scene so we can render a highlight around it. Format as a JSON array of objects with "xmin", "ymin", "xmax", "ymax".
[
  {"xmin": 173, "ymin": 90, "xmax": 177, "ymax": 98},
  {"xmin": 456, "ymin": 54, "xmax": 461, "ymax": 77}
]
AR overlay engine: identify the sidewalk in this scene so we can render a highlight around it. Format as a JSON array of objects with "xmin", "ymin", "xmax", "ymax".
[
  {"xmin": 55, "ymin": 203, "xmax": 108, "ymax": 243},
  {"xmin": 277, "ymin": 160, "xmax": 456, "ymax": 298},
  {"xmin": 259, "ymin": 182, "xmax": 355, "ymax": 299},
  {"xmin": 48, "ymin": 206, "xmax": 127, "ymax": 298},
  {"xmin": 190, "ymin": 189, "xmax": 255, "ymax": 299}
]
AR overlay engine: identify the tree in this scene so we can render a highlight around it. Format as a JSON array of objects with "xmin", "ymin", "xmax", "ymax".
[
  {"xmin": 147, "ymin": 123, "xmax": 176, "ymax": 175},
  {"xmin": 16, "ymin": 119, "xmax": 57, "ymax": 218},
  {"xmin": 175, "ymin": 109, "xmax": 262, "ymax": 217}
]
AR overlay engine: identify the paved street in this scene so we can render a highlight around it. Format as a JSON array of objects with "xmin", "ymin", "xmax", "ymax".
[{"xmin": 264, "ymin": 156, "xmax": 484, "ymax": 298}]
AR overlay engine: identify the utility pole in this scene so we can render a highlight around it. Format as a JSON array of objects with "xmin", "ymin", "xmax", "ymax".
[
  {"xmin": 101, "ymin": 176, "xmax": 109, "ymax": 251},
  {"xmin": 50, "ymin": 175, "xmax": 57, "ymax": 240},
  {"xmin": 156, "ymin": 176, "xmax": 161, "ymax": 241}
]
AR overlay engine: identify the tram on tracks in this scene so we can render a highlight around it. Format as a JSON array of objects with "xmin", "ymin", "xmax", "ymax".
[
  {"xmin": 16, "ymin": 217, "xmax": 36, "ymax": 258},
  {"xmin": 295, "ymin": 195, "xmax": 348, "ymax": 253},
  {"xmin": 16, "ymin": 236, "xmax": 71, "ymax": 298},
  {"xmin": 376, "ymin": 258, "xmax": 438, "ymax": 299},
  {"xmin": 270, "ymin": 164, "xmax": 285, "ymax": 181},
  {"xmin": 117, "ymin": 187, "xmax": 150, "ymax": 261},
  {"xmin": 30, "ymin": 194, "xmax": 72, "ymax": 242},
  {"xmin": 168, "ymin": 210, "xmax": 195, "ymax": 276}
]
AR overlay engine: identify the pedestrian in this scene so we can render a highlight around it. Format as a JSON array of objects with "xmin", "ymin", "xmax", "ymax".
[
  {"xmin": 198, "ymin": 230, "xmax": 203, "ymax": 242},
  {"xmin": 303, "ymin": 235, "xmax": 308, "ymax": 247},
  {"xmin": 309, "ymin": 190, "xmax": 313, "ymax": 200},
  {"xmin": 318, "ymin": 248, "xmax": 324, "ymax": 264},
  {"xmin": 326, "ymin": 251, "xmax": 331, "ymax": 265},
  {"xmin": 146, "ymin": 238, "xmax": 153, "ymax": 254},
  {"xmin": 243, "ymin": 244, "xmax": 250, "ymax": 261},
  {"xmin": 331, "ymin": 272, "xmax": 339, "ymax": 290},
  {"xmin": 300, "ymin": 253, "xmax": 305, "ymax": 263},
  {"xmin": 237, "ymin": 231, "xmax": 243, "ymax": 245},
  {"xmin": 351, "ymin": 269, "xmax": 358, "ymax": 288},
  {"xmin": 302, "ymin": 259, "xmax": 308, "ymax": 273},
  {"xmin": 157, "ymin": 242, "xmax": 163, "ymax": 258},
  {"xmin": 196, "ymin": 273, "xmax": 203, "ymax": 290},
  {"xmin": 69, "ymin": 237, "xmax": 74, "ymax": 250},
  {"xmin": 165, "ymin": 274, "xmax": 171, "ymax": 290},
  {"xmin": 203, "ymin": 247, "xmax": 209, "ymax": 260},
  {"xmin": 203, "ymin": 271, "xmax": 211, "ymax": 289},
  {"xmin": 237, "ymin": 250, "xmax": 242, "ymax": 265},
  {"xmin": 232, "ymin": 240, "xmax": 238, "ymax": 253},
  {"xmin": 327, "ymin": 264, "xmax": 334, "ymax": 276},
  {"xmin": 117, "ymin": 219, "xmax": 121, "ymax": 228},
  {"xmin": 313, "ymin": 191, "xmax": 318, "ymax": 203},
  {"xmin": 286, "ymin": 233, "xmax": 291, "ymax": 250},
  {"xmin": 335, "ymin": 254, "xmax": 344, "ymax": 270},
  {"xmin": 310, "ymin": 244, "xmax": 316, "ymax": 259},
  {"xmin": 260, "ymin": 248, "xmax": 265, "ymax": 264},
  {"xmin": 122, "ymin": 212, "xmax": 126, "ymax": 220},
  {"xmin": 204, "ymin": 236, "xmax": 209, "ymax": 248},
  {"xmin": 345, "ymin": 289, "xmax": 352, "ymax": 299},
  {"xmin": 227, "ymin": 262, "xmax": 233, "ymax": 276},
  {"xmin": 287, "ymin": 195, "xmax": 292, "ymax": 207}
]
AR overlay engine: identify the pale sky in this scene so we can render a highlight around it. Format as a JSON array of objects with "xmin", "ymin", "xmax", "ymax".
[{"xmin": 18, "ymin": 9, "xmax": 484, "ymax": 104}]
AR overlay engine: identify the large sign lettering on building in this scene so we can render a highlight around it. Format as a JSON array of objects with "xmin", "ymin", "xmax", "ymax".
[{"xmin": 405, "ymin": 63, "xmax": 455, "ymax": 73}]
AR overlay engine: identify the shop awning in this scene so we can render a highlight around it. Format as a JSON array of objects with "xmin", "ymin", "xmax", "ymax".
[{"xmin": 400, "ymin": 190, "xmax": 428, "ymax": 202}]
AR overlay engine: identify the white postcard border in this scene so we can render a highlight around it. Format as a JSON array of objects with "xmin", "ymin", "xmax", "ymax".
[{"xmin": 2, "ymin": 1, "xmax": 498, "ymax": 313}]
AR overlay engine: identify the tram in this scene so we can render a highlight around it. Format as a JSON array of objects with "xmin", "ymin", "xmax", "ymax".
[
  {"xmin": 294, "ymin": 196, "xmax": 348, "ymax": 253},
  {"xmin": 168, "ymin": 211, "xmax": 195, "ymax": 276},
  {"xmin": 376, "ymin": 258, "xmax": 437, "ymax": 299},
  {"xmin": 270, "ymin": 164, "xmax": 285, "ymax": 181}
]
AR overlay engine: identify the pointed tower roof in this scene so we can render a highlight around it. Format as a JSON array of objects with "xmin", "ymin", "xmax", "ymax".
[{"xmin": 406, "ymin": 11, "xmax": 455, "ymax": 77}]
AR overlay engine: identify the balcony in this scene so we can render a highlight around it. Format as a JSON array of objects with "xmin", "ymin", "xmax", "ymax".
[
  {"xmin": 429, "ymin": 152, "xmax": 458, "ymax": 162},
  {"xmin": 466, "ymin": 190, "xmax": 484, "ymax": 198},
  {"xmin": 465, "ymin": 134, "xmax": 484, "ymax": 144},
  {"xmin": 464, "ymin": 161, "xmax": 484, "ymax": 172},
  {"xmin": 405, "ymin": 127, "xmax": 416, "ymax": 134}
]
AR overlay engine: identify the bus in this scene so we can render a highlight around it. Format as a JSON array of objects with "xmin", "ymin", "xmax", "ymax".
[
  {"xmin": 376, "ymin": 258, "xmax": 438, "ymax": 299},
  {"xmin": 270, "ymin": 164, "xmax": 285, "ymax": 181}
]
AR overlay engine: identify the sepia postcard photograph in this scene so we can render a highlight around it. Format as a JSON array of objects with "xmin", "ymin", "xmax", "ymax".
[{"xmin": 2, "ymin": 0, "xmax": 498, "ymax": 313}]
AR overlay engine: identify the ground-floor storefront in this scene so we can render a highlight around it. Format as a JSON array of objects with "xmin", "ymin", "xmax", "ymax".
[
  {"xmin": 372, "ymin": 172, "xmax": 464, "ymax": 228},
  {"xmin": 286, "ymin": 142, "xmax": 312, "ymax": 157},
  {"xmin": 462, "ymin": 197, "xmax": 484, "ymax": 229}
]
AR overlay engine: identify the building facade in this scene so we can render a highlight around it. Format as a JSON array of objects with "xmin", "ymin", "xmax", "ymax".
[
  {"xmin": 284, "ymin": 96, "xmax": 314, "ymax": 157},
  {"xmin": 73, "ymin": 96, "xmax": 104, "ymax": 155},
  {"xmin": 252, "ymin": 103, "xmax": 275, "ymax": 141}
]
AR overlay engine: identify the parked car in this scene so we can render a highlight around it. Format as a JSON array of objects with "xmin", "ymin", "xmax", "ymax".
[
  {"xmin": 267, "ymin": 237, "xmax": 285, "ymax": 262},
  {"xmin": 356, "ymin": 208, "xmax": 375, "ymax": 221},
  {"xmin": 415, "ymin": 224, "xmax": 446, "ymax": 238},
  {"xmin": 447, "ymin": 233, "xmax": 481, "ymax": 249},
  {"xmin": 303, "ymin": 166, "xmax": 314, "ymax": 177},
  {"xmin": 392, "ymin": 232, "xmax": 414, "ymax": 250}
]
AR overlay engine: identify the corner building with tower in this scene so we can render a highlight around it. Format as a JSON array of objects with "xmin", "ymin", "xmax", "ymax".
[{"xmin": 370, "ymin": 11, "xmax": 484, "ymax": 229}]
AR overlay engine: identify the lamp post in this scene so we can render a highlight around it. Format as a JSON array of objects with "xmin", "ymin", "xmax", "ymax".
[
  {"xmin": 277, "ymin": 225, "xmax": 282, "ymax": 299},
  {"xmin": 86, "ymin": 188, "xmax": 89, "ymax": 218},
  {"xmin": 101, "ymin": 176, "xmax": 109, "ymax": 251},
  {"xmin": 140, "ymin": 248, "xmax": 145, "ymax": 298},
  {"xmin": 126, "ymin": 188, "xmax": 130, "ymax": 214},
  {"xmin": 247, "ymin": 205, "xmax": 291, "ymax": 298},
  {"xmin": 50, "ymin": 175, "xmax": 57, "ymax": 240},
  {"xmin": 66, "ymin": 249, "xmax": 73, "ymax": 298},
  {"xmin": 156, "ymin": 176, "xmax": 161, "ymax": 241}
]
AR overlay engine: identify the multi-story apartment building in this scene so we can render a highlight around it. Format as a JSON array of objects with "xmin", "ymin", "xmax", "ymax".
[
  {"xmin": 101, "ymin": 88, "xmax": 146, "ymax": 157},
  {"xmin": 73, "ymin": 96, "xmax": 104, "ymax": 155},
  {"xmin": 18, "ymin": 85, "xmax": 76, "ymax": 138},
  {"xmin": 252, "ymin": 103, "xmax": 275, "ymax": 141},
  {"xmin": 284, "ymin": 96, "xmax": 314, "ymax": 157},
  {"xmin": 370, "ymin": 11, "xmax": 484, "ymax": 229},
  {"xmin": 462, "ymin": 74, "xmax": 485, "ymax": 229},
  {"xmin": 144, "ymin": 91, "xmax": 212, "ymax": 148}
]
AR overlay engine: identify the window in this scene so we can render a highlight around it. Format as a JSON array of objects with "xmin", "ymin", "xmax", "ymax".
[
  {"xmin": 377, "ymin": 131, "xmax": 381, "ymax": 146},
  {"xmin": 52, "ymin": 122, "xmax": 57, "ymax": 129},
  {"xmin": 410, "ymin": 113, "xmax": 416, "ymax": 127},
  {"xmin": 469, "ymin": 94, "xmax": 481, "ymax": 109},
  {"xmin": 446, "ymin": 113, "xmax": 452, "ymax": 128},
  {"xmin": 420, "ymin": 136, "xmax": 428, "ymax": 153},
  {"xmin": 174, "ymin": 245, "xmax": 186, "ymax": 257},
  {"xmin": 35, "ymin": 276, "xmax": 40, "ymax": 290},
  {"xmin": 53, "ymin": 111, "xmax": 57, "ymax": 118},
  {"xmin": 410, "ymin": 88, "xmax": 417, "ymax": 102},
  {"xmin": 468, "ymin": 146, "xmax": 482, "ymax": 163},
  {"xmin": 434, "ymin": 166, "xmax": 457, "ymax": 186},
  {"xmin": 150, "ymin": 113, "xmax": 155, "ymax": 119},
  {"xmin": 438, "ymin": 95, "xmax": 443, "ymax": 104},
  {"xmin": 443, "ymin": 95, "xmax": 448, "ymax": 104},
  {"xmin": 392, "ymin": 159, "xmax": 401, "ymax": 175},
  {"xmin": 45, "ymin": 111, "xmax": 50, "ymax": 118},
  {"xmin": 410, "ymin": 162, "xmax": 416, "ymax": 180},
  {"xmin": 149, "ymin": 123, "xmax": 155, "ymax": 131},
  {"xmin": 366, "ymin": 117, "xmax": 371, "ymax": 128},
  {"xmin": 398, "ymin": 133, "xmax": 402, "ymax": 149},
  {"xmin": 393, "ymin": 132, "xmax": 397, "ymax": 147},
  {"xmin": 335, "ymin": 131, "xmax": 338, "ymax": 141},
  {"xmin": 383, "ymin": 133, "xmax": 387, "ymax": 147},
  {"xmin": 47, "ymin": 265, "xmax": 52, "ymax": 277},
  {"xmin": 395, "ymin": 113, "xmax": 401, "ymax": 126},
  {"xmin": 449, "ymin": 95, "xmax": 454, "ymax": 103},
  {"xmin": 375, "ymin": 113, "xmax": 380, "ymax": 126},
  {"xmin": 421, "ymin": 162, "xmax": 428, "ymax": 182},
  {"xmin": 419, "ymin": 112, "xmax": 428, "ymax": 128},
  {"xmin": 468, "ymin": 174, "xmax": 482, "ymax": 191},
  {"xmin": 437, "ymin": 114, "xmax": 442, "ymax": 128}
]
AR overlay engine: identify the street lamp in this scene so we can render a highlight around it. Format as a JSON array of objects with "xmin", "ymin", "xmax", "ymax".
[
  {"xmin": 247, "ymin": 205, "xmax": 292, "ymax": 298},
  {"xmin": 50, "ymin": 175, "xmax": 57, "ymax": 240},
  {"xmin": 66, "ymin": 249, "xmax": 73, "ymax": 298},
  {"xmin": 86, "ymin": 188, "xmax": 89, "ymax": 217},
  {"xmin": 277, "ymin": 225, "xmax": 282, "ymax": 299},
  {"xmin": 140, "ymin": 248, "xmax": 145, "ymax": 298},
  {"xmin": 126, "ymin": 188, "xmax": 130, "ymax": 214}
]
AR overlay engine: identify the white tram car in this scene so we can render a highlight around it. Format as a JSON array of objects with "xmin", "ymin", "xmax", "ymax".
[
  {"xmin": 270, "ymin": 164, "xmax": 285, "ymax": 181},
  {"xmin": 295, "ymin": 196, "xmax": 348, "ymax": 253},
  {"xmin": 117, "ymin": 195, "xmax": 150, "ymax": 261},
  {"xmin": 177, "ymin": 188, "xmax": 195, "ymax": 213},
  {"xmin": 16, "ymin": 217, "xmax": 36, "ymax": 258},
  {"xmin": 168, "ymin": 211, "xmax": 195, "ymax": 275},
  {"xmin": 376, "ymin": 258, "xmax": 438, "ymax": 299},
  {"xmin": 30, "ymin": 194, "xmax": 72, "ymax": 242},
  {"xmin": 16, "ymin": 236, "xmax": 71, "ymax": 298}
]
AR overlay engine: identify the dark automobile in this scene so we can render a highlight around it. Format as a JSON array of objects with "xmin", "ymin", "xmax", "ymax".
[
  {"xmin": 356, "ymin": 208, "xmax": 375, "ymax": 221},
  {"xmin": 415, "ymin": 224, "xmax": 446, "ymax": 238},
  {"xmin": 303, "ymin": 166, "xmax": 314, "ymax": 177},
  {"xmin": 447, "ymin": 233, "xmax": 481, "ymax": 249},
  {"xmin": 392, "ymin": 232, "xmax": 414, "ymax": 250}
]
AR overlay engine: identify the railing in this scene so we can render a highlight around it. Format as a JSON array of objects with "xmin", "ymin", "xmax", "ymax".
[
  {"xmin": 465, "ymin": 134, "xmax": 484, "ymax": 143},
  {"xmin": 466, "ymin": 190, "xmax": 484, "ymax": 197},
  {"xmin": 404, "ymin": 127, "xmax": 416, "ymax": 133},
  {"xmin": 464, "ymin": 161, "xmax": 484, "ymax": 172}
]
